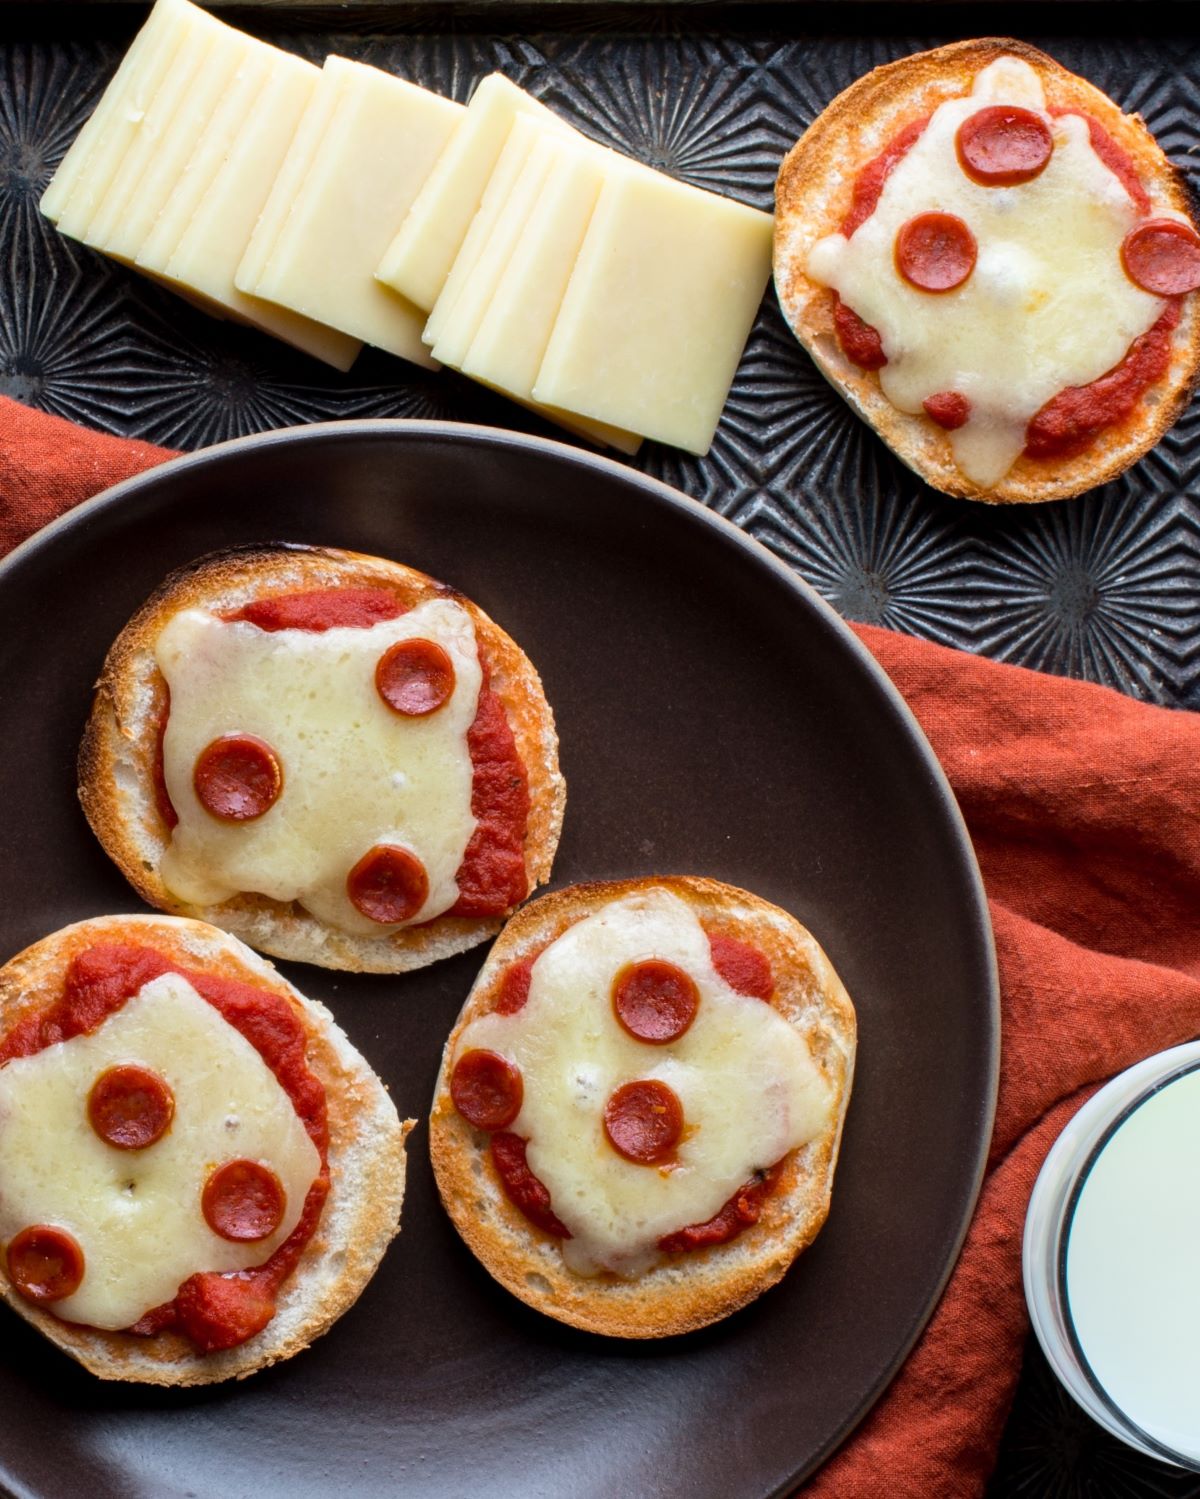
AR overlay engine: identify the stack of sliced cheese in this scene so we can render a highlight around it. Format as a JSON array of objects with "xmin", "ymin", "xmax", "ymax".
[
  {"xmin": 42, "ymin": 0, "xmax": 358, "ymax": 370},
  {"xmin": 41, "ymin": 0, "xmax": 773, "ymax": 457}
]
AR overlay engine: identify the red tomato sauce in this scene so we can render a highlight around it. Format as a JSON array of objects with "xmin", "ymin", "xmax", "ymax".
[
  {"xmin": 840, "ymin": 115, "xmax": 929, "ymax": 238},
  {"xmin": 831, "ymin": 107, "xmax": 1174, "ymax": 459},
  {"xmin": 449, "ymin": 671, "xmax": 530, "ymax": 917},
  {"xmin": 0, "ymin": 943, "xmax": 329, "ymax": 1353},
  {"xmin": 490, "ymin": 1132, "xmax": 571, "ymax": 1239},
  {"xmin": 830, "ymin": 115, "xmax": 930, "ymax": 375},
  {"xmin": 831, "ymin": 115, "xmax": 927, "ymax": 372},
  {"xmin": 151, "ymin": 680, "xmax": 177, "ymax": 831},
  {"xmin": 1048, "ymin": 107, "xmax": 1151, "ymax": 214},
  {"xmin": 658, "ymin": 1163, "xmax": 784, "ymax": 1254},
  {"xmin": 156, "ymin": 587, "xmax": 529, "ymax": 917},
  {"xmin": 923, "ymin": 391, "xmax": 972, "ymax": 431},
  {"xmin": 832, "ymin": 297, "xmax": 888, "ymax": 370},
  {"xmin": 1024, "ymin": 301, "xmax": 1179, "ymax": 458},
  {"xmin": 224, "ymin": 587, "xmax": 405, "ymax": 633},
  {"xmin": 706, "ymin": 931, "xmax": 775, "ymax": 1001},
  {"xmin": 492, "ymin": 953, "xmax": 539, "ymax": 1014}
]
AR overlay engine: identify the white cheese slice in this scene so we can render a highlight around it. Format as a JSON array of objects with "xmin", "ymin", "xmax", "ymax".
[
  {"xmin": 423, "ymin": 115, "xmax": 640, "ymax": 452},
  {"xmin": 376, "ymin": 72, "xmax": 563, "ymax": 312},
  {"xmin": 448, "ymin": 133, "xmax": 642, "ymax": 454},
  {"xmin": 236, "ymin": 56, "xmax": 462, "ymax": 365},
  {"xmin": 457, "ymin": 888, "xmax": 833, "ymax": 1277},
  {"xmin": 161, "ymin": 49, "xmax": 360, "ymax": 372},
  {"xmin": 0, "ymin": 971, "xmax": 321, "ymax": 1331},
  {"xmin": 156, "ymin": 598, "xmax": 482, "ymax": 936},
  {"xmin": 41, "ymin": 0, "xmax": 194, "ymax": 228},
  {"xmin": 805, "ymin": 57, "xmax": 1166, "ymax": 488},
  {"xmin": 422, "ymin": 112, "xmax": 543, "ymax": 351},
  {"xmin": 85, "ymin": 25, "xmax": 262, "ymax": 265},
  {"xmin": 71, "ymin": 12, "xmax": 222, "ymax": 252},
  {"xmin": 228, "ymin": 51, "xmax": 343, "ymax": 302},
  {"xmin": 134, "ymin": 37, "xmax": 273, "ymax": 271},
  {"xmin": 533, "ymin": 167, "xmax": 774, "ymax": 456},
  {"xmin": 49, "ymin": 0, "xmax": 211, "ymax": 242},
  {"xmin": 462, "ymin": 137, "xmax": 604, "ymax": 406},
  {"xmin": 430, "ymin": 128, "xmax": 560, "ymax": 370}
]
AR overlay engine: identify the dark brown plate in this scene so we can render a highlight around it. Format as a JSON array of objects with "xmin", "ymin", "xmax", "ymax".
[{"xmin": 0, "ymin": 420, "xmax": 997, "ymax": 1499}]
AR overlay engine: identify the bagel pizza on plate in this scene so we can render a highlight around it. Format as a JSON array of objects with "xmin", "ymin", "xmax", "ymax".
[
  {"xmin": 774, "ymin": 39, "xmax": 1200, "ymax": 503},
  {"xmin": 430, "ymin": 877, "xmax": 856, "ymax": 1337},
  {"xmin": 0, "ymin": 914, "xmax": 411, "ymax": 1385},
  {"xmin": 80, "ymin": 544, "xmax": 565, "ymax": 973}
]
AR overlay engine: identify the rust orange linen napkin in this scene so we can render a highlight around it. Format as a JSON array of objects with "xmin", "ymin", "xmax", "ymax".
[{"xmin": 4, "ymin": 395, "xmax": 1200, "ymax": 1495}]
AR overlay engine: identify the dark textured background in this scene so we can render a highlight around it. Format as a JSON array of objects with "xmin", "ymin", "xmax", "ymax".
[{"xmin": 1, "ymin": 4, "xmax": 1198, "ymax": 1492}]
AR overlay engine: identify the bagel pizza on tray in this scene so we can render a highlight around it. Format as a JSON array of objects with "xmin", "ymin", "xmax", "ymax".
[
  {"xmin": 429, "ymin": 877, "xmax": 856, "ymax": 1337},
  {"xmin": 0, "ymin": 914, "xmax": 411, "ymax": 1385},
  {"xmin": 80, "ymin": 545, "xmax": 565, "ymax": 973},
  {"xmin": 774, "ymin": 39, "xmax": 1200, "ymax": 503}
]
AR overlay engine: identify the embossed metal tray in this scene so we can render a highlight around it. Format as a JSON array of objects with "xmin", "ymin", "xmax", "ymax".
[
  {"xmin": 2, "ymin": 4, "xmax": 1198, "ymax": 709},
  {"xmin": 0, "ymin": 4, "xmax": 1197, "ymax": 1495}
]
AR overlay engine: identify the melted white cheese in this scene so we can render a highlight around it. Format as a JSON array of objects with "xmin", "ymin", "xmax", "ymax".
[
  {"xmin": 157, "ymin": 598, "xmax": 482, "ymax": 935},
  {"xmin": 457, "ymin": 888, "xmax": 833, "ymax": 1277},
  {"xmin": 0, "ymin": 972, "xmax": 321, "ymax": 1330},
  {"xmin": 806, "ymin": 57, "xmax": 1168, "ymax": 487}
]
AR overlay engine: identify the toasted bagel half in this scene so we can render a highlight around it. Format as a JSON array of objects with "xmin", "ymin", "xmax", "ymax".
[
  {"xmin": 774, "ymin": 38, "xmax": 1200, "ymax": 503},
  {"xmin": 0, "ymin": 913, "xmax": 412, "ymax": 1385},
  {"xmin": 430, "ymin": 876, "xmax": 856, "ymax": 1338},
  {"xmin": 79, "ymin": 544, "xmax": 565, "ymax": 973}
]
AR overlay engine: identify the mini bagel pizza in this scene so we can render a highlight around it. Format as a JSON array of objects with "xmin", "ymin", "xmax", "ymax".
[
  {"xmin": 429, "ymin": 877, "xmax": 856, "ymax": 1337},
  {"xmin": 0, "ymin": 914, "xmax": 411, "ymax": 1385},
  {"xmin": 79, "ymin": 544, "xmax": 565, "ymax": 973},
  {"xmin": 774, "ymin": 39, "xmax": 1200, "ymax": 503}
]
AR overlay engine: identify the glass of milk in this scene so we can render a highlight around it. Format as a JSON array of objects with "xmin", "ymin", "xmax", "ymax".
[{"xmin": 1024, "ymin": 1040, "xmax": 1200, "ymax": 1468}]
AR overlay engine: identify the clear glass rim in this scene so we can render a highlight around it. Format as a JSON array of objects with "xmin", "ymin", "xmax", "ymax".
[
  {"xmin": 1059, "ymin": 1056, "xmax": 1200, "ymax": 1470},
  {"xmin": 1024, "ymin": 1040, "xmax": 1200, "ymax": 1470}
]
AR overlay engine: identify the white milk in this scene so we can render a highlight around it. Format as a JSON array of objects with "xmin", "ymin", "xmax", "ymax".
[
  {"xmin": 1024, "ymin": 1043, "xmax": 1200, "ymax": 1469},
  {"xmin": 1064, "ymin": 1067, "xmax": 1200, "ymax": 1462}
]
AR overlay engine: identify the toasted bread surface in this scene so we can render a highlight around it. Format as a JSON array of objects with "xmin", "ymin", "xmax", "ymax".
[
  {"xmin": 0, "ymin": 913, "xmax": 412, "ymax": 1385},
  {"xmin": 774, "ymin": 38, "xmax": 1200, "ymax": 504},
  {"xmin": 79, "ymin": 544, "xmax": 565, "ymax": 973},
  {"xmin": 429, "ymin": 876, "xmax": 856, "ymax": 1338}
]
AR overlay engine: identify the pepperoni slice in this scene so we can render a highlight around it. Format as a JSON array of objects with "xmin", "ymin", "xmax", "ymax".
[
  {"xmin": 603, "ymin": 1080, "xmax": 684, "ymax": 1165},
  {"xmin": 708, "ymin": 932, "xmax": 774, "ymax": 1000},
  {"xmin": 346, "ymin": 844, "xmax": 429, "ymax": 925},
  {"xmin": 375, "ymin": 638, "xmax": 456, "ymax": 717},
  {"xmin": 956, "ymin": 106, "xmax": 1053, "ymax": 187},
  {"xmin": 193, "ymin": 734, "xmax": 283, "ymax": 822},
  {"xmin": 450, "ymin": 1048, "xmax": 523, "ymax": 1131},
  {"xmin": 6, "ymin": 1225, "xmax": 85, "ymax": 1303},
  {"xmin": 895, "ymin": 213, "xmax": 977, "ymax": 293},
  {"xmin": 494, "ymin": 957, "xmax": 535, "ymax": 1015},
  {"xmin": 612, "ymin": 960, "xmax": 699, "ymax": 1044},
  {"xmin": 1121, "ymin": 218, "xmax": 1200, "ymax": 296},
  {"xmin": 202, "ymin": 1160, "xmax": 286, "ymax": 1243},
  {"xmin": 88, "ymin": 1064, "xmax": 175, "ymax": 1150},
  {"xmin": 922, "ymin": 391, "xmax": 972, "ymax": 431}
]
